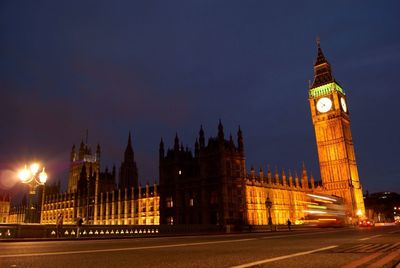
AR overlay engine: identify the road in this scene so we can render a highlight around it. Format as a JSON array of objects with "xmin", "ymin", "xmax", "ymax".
[{"xmin": 1, "ymin": 226, "xmax": 399, "ymax": 268}]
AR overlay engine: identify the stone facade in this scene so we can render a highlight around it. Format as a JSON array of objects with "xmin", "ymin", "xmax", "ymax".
[
  {"xmin": 0, "ymin": 194, "xmax": 10, "ymax": 223},
  {"xmin": 41, "ymin": 134, "xmax": 159, "ymax": 226}
]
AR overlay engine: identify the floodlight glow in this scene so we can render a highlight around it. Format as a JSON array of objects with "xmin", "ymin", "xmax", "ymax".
[
  {"xmin": 18, "ymin": 166, "xmax": 31, "ymax": 182},
  {"xmin": 30, "ymin": 163, "xmax": 40, "ymax": 174}
]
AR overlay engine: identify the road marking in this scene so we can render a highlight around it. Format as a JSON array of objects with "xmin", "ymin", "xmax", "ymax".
[
  {"xmin": 262, "ymin": 228, "xmax": 349, "ymax": 239},
  {"xmin": 367, "ymin": 248, "xmax": 400, "ymax": 268},
  {"xmin": 382, "ymin": 242, "xmax": 400, "ymax": 252},
  {"xmin": 341, "ymin": 252, "xmax": 384, "ymax": 268},
  {"xmin": 230, "ymin": 245, "xmax": 338, "ymax": 268},
  {"xmin": 388, "ymin": 230, "xmax": 400, "ymax": 234},
  {"xmin": 359, "ymin": 235, "xmax": 382, "ymax": 241},
  {"xmin": 342, "ymin": 243, "xmax": 375, "ymax": 253},
  {"xmin": 0, "ymin": 237, "xmax": 258, "ymax": 258}
]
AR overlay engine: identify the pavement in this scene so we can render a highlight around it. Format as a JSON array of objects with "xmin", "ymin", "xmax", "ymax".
[{"xmin": 0, "ymin": 225, "xmax": 399, "ymax": 268}]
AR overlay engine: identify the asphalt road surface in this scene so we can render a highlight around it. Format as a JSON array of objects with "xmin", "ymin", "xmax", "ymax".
[{"xmin": 1, "ymin": 226, "xmax": 399, "ymax": 268}]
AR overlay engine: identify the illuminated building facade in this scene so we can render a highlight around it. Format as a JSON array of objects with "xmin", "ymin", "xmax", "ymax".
[
  {"xmin": 308, "ymin": 41, "xmax": 365, "ymax": 217},
  {"xmin": 0, "ymin": 194, "xmax": 10, "ymax": 223},
  {"xmin": 68, "ymin": 133, "xmax": 101, "ymax": 193},
  {"xmin": 159, "ymin": 124, "xmax": 320, "ymax": 226},
  {"xmin": 159, "ymin": 42, "xmax": 366, "ymax": 226},
  {"xmin": 39, "ymin": 43, "xmax": 365, "ymax": 227},
  {"xmin": 244, "ymin": 165, "xmax": 318, "ymax": 225},
  {"xmin": 41, "ymin": 134, "xmax": 159, "ymax": 225}
]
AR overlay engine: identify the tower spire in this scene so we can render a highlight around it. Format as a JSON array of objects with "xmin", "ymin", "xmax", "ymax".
[
  {"xmin": 128, "ymin": 131, "xmax": 132, "ymax": 147},
  {"xmin": 124, "ymin": 132, "xmax": 134, "ymax": 162},
  {"xmin": 311, "ymin": 38, "xmax": 334, "ymax": 88},
  {"xmin": 174, "ymin": 133, "xmax": 180, "ymax": 151},
  {"xmin": 199, "ymin": 125, "xmax": 205, "ymax": 148},
  {"xmin": 218, "ymin": 119, "xmax": 224, "ymax": 140},
  {"xmin": 237, "ymin": 126, "xmax": 244, "ymax": 152}
]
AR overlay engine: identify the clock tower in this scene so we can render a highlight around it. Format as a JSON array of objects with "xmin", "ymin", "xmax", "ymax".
[{"xmin": 309, "ymin": 40, "xmax": 365, "ymax": 218}]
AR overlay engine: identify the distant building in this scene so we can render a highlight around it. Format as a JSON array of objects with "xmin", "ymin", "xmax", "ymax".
[{"xmin": 364, "ymin": 191, "xmax": 400, "ymax": 222}]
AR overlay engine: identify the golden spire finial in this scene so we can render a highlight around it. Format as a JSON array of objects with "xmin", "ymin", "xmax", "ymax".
[{"xmin": 316, "ymin": 36, "xmax": 321, "ymax": 47}]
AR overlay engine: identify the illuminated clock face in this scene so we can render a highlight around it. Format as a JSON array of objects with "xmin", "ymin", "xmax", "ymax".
[
  {"xmin": 340, "ymin": 97, "xmax": 347, "ymax": 112},
  {"xmin": 316, "ymin": 97, "xmax": 332, "ymax": 113}
]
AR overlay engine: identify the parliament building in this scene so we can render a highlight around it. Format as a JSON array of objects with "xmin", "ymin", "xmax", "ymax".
[{"xmin": 39, "ymin": 43, "xmax": 365, "ymax": 227}]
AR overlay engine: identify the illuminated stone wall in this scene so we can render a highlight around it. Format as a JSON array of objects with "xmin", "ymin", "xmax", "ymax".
[
  {"xmin": 0, "ymin": 195, "xmax": 10, "ymax": 223},
  {"xmin": 41, "ymin": 182, "xmax": 159, "ymax": 226},
  {"xmin": 244, "ymin": 167, "xmax": 319, "ymax": 225}
]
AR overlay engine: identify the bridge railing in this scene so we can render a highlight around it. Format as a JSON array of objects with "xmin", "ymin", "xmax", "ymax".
[{"xmin": 0, "ymin": 224, "xmax": 223, "ymax": 240}]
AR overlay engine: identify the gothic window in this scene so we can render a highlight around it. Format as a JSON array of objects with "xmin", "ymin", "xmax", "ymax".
[
  {"xmin": 167, "ymin": 216, "xmax": 174, "ymax": 225},
  {"xmin": 166, "ymin": 197, "xmax": 173, "ymax": 208}
]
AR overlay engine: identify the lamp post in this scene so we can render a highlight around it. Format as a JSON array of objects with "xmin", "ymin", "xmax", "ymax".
[
  {"xmin": 18, "ymin": 163, "xmax": 48, "ymax": 223},
  {"xmin": 265, "ymin": 196, "xmax": 273, "ymax": 231}
]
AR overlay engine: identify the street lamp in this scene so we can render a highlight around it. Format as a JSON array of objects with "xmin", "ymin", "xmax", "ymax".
[
  {"xmin": 18, "ymin": 163, "xmax": 48, "ymax": 223},
  {"xmin": 265, "ymin": 195, "xmax": 273, "ymax": 231}
]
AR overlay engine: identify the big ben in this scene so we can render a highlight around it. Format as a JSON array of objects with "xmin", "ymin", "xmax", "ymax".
[{"xmin": 309, "ymin": 40, "xmax": 365, "ymax": 218}]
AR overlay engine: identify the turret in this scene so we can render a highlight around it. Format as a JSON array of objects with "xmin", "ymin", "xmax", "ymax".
[
  {"xmin": 274, "ymin": 166, "xmax": 280, "ymax": 184},
  {"xmin": 310, "ymin": 172, "xmax": 315, "ymax": 189},
  {"xmin": 218, "ymin": 120, "xmax": 224, "ymax": 141},
  {"xmin": 70, "ymin": 145, "xmax": 76, "ymax": 161},
  {"xmin": 282, "ymin": 170, "xmax": 287, "ymax": 186},
  {"xmin": 267, "ymin": 165, "xmax": 272, "ymax": 184},
  {"xmin": 250, "ymin": 166, "xmax": 255, "ymax": 179},
  {"xmin": 301, "ymin": 162, "xmax": 309, "ymax": 189},
  {"xmin": 174, "ymin": 133, "xmax": 180, "ymax": 151},
  {"xmin": 159, "ymin": 138, "xmax": 165, "ymax": 160},
  {"xmin": 259, "ymin": 167, "xmax": 264, "ymax": 181},
  {"xmin": 295, "ymin": 172, "xmax": 299, "ymax": 188},
  {"xmin": 124, "ymin": 132, "xmax": 134, "ymax": 163},
  {"xmin": 237, "ymin": 126, "xmax": 243, "ymax": 152},
  {"xmin": 153, "ymin": 178, "xmax": 157, "ymax": 194},
  {"xmin": 199, "ymin": 125, "xmax": 205, "ymax": 148},
  {"xmin": 229, "ymin": 134, "xmax": 234, "ymax": 149},
  {"xmin": 288, "ymin": 169, "xmax": 293, "ymax": 187}
]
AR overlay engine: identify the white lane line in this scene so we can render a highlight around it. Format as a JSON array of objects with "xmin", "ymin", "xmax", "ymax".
[
  {"xmin": 359, "ymin": 235, "xmax": 382, "ymax": 241},
  {"xmin": 230, "ymin": 245, "xmax": 338, "ymax": 268},
  {"xmin": 388, "ymin": 230, "xmax": 400, "ymax": 234},
  {"xmin": 0, "ymin": 238, "xmax": 257, "ymax": 258},
  {"xmin": 262, "ymin": 228, "xmax": 349, "ymax": 239}
]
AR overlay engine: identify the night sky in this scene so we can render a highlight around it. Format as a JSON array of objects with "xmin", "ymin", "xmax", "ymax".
[{"xmin": 1, "ymin": 1, "xmax": 399, "ymax": 197}]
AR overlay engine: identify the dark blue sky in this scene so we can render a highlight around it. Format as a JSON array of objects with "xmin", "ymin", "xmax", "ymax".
[{"xmin": 1, "ymin": 1, "xmax": 399, "ymax": 196}]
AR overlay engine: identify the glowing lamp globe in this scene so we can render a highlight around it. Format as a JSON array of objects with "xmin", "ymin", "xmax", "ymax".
[
  {"xmin": 30, "ymin": 163, "xmax": 40, "ymax": 174},
  {"xmin": 39, "ymin": 168, "xmax": 48, "ymax": 184},
  {"xmin": 18, "ymin": 166, "xmax": 31, "ymax": 182}
]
